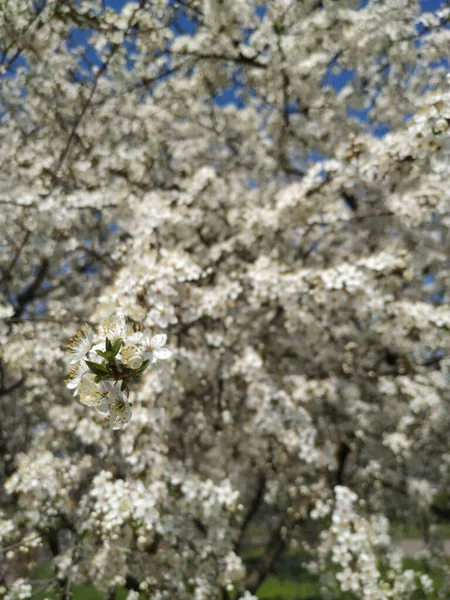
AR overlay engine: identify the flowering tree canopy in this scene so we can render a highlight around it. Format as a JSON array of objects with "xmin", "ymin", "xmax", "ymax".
[{"xmin": 1, "ymin": 0, "xmax": 450, "ymax": 598}]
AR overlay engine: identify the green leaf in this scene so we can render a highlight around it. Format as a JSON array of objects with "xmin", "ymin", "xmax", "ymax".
[
  {"xmin": 95, "ymin": 373, "xmax": 110, "ymax": 383},
  {"xmin": 105, "ymin": 337, "xmax": 113, "ymax": 352},
  {"xmin": 95, "ymin": 350, "xmax": 109, "ymax": 359},
  {"xmin": 112, "ymin": 338, "xmax": 123, "ymax": 357},
  {"xmin": 135, "ymin": 359, "xmax": 150, "ymax": 374},
  {"xmin": 85, "ymin": 360, "xmax": 110, "ymax": 376}
]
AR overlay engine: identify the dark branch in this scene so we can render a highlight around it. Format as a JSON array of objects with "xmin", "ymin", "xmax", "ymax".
[
  {"xmin": 335, "ymin": 441, "xmax": 350, "ymax": 486},
  {"xmin": 246, "ymin": 515, "xmax": 287, "ymax": 594},
  {"xmin": 235, "ymin": 472, "xmax": 266, "ymax": 553},
  {"xmin": 13, "ymin": 258, "xmax": 49, "ymax": 319}
]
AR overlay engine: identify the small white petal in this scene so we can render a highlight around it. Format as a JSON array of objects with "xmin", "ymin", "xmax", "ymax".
[
  {"xmin": 151, "ymin": 333, "xmax": 167, "ymax": 348},
  {"xmin": 128, "ymin": 354, "xmax": 143, "ymax": 370},
  {"xmin": 66, "ymin": 378, "xmax": 79, "ymax": 390},
  {"xmin": 80, "ymin": 395, "xmax": 102, "ymax": 407},
  {"xmin": 127, "ymin": 331, "xmax": 144, "ymax": 343},
  {"xmin": 110, "ymin": 403, "xmax": 132, "ymax": 429},
  {"xmin": 153, "ymin": 347, "xmax": 171, "ymax": 360},
  {"xmin": 95, "ymin": 402, "xmax": 109, "ymax": 415}
]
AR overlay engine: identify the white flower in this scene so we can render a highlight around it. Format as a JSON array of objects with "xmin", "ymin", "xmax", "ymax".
[
  {"xmin": 420, "ymin": 573, "xmax": 433, "ymax": 593},
  {"xmin": 126, "ymin": 330, "xmax": 145, "ymax": 344},
  {"xmin": 0, "ymin": 304, "xmax": 14, "ymax": 319},
  {"xmin": 98, "ymin": 315, "xmax": 128, "ymax": 343},
  {"xmin": 66, "ymin": 360, "xmax": 89, "ymax": 395},
  {"xmin": 142, "ymin": 333, "xmax": 172, "ymax": 363},
  {"xmin": 127, "ymin": 353, "xmax": 143, "ymax": 370},
  {"xmin": 433, "ymin": 117, "xmax": 449, "ymax": 134},
  {"xmin": 78, "ymin": 373, "xmax": 110, "ymax": 407},
  {"xmin": 4, "ymin": 578, "xmax": 32, "ymax": 600},
  {"xmin": 96, "ymin": 383, "xmax": 132, "ymax": 430},
  {"xmin": 238, "ymin": 592, "xmax": 258, "ymax": 600},
  {"xmin": 67, "ymin": 326, "xmax": 94, "ymax": 364},
  {"xmin": 120, "ymin": 343, "xmax": 144, "ymax": 370}
]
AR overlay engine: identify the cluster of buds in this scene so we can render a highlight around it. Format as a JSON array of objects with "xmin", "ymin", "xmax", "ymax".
[{"xmin": 66, "ymin": 317, "xmax": 171, "ymax": 429}]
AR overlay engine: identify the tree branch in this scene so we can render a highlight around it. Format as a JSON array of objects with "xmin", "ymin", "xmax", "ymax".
[
  {"xmin": 246, "ymin": 514, "xmax": 287, "ymax": 594},
  {"xmin": 235, "ymin": 472, "xmax": 266, "ymax": 554},
  {"xmin": 13, "ymin": 258, "xmax": 49, "ymax": 319}
]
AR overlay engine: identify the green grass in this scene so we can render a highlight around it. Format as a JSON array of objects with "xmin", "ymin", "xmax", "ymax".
[
  {"xmin": 257, "ymin": 574, "xmax": 322, "ymax": 600},
  {"xmin": 32, "ymin": 585, "xmax": 103, "ymax": 600},
  {"xmin": 32, "ymin": 587, "xmax": 144, "ymax": 600},
  {"xmin": 390, "ymin": 519, "xmax": 450, "ymax": 540},
  {"xmin": 245, "ymin": 548, "xmax": 322, "ymax": 599}
]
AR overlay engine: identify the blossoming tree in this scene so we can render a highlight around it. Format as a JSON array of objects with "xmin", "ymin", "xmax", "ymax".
[{"xmin": 1, "ymin": 0, "xmax": 450, "ymax": 598}]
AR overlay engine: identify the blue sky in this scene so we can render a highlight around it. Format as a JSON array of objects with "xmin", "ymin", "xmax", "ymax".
[{"xmin": 105, "ymin": 0, "xmax": 447, "ymax": 11}]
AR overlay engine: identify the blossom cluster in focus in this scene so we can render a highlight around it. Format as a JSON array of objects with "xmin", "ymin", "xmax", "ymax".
[{"xmin": 66, "ymin": 316, "xmax": 171, "ymax": 429}]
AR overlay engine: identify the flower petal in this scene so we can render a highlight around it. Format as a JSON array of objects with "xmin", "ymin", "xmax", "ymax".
[
  {"xmin": 110, "ymin": 403, "xmax": 132, "ymax": 430},
  {"xmin": 127, "ymin": 331, "xmax": 144, "ymax": 343},
  {"xmin": 80, "ymin": 395, "xmax": 103, "ymax": 407},
  {"xmin": 68, "ymin": 327, "xmax": 94, "ymax": 364},
  {"xmin": 151, "ymin": 333, "xmax": 167, "ymax": 348},
  {"xmin": 153, "ymin": 347, "xmax": 171, "ymax": 360},
  {"xmin": 95, "ymin": 401, "xmax": 109, "ymax": 415},
  {"xmin": 66, "ymin": 378, "xmax": 79, "ymax": 390}
]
